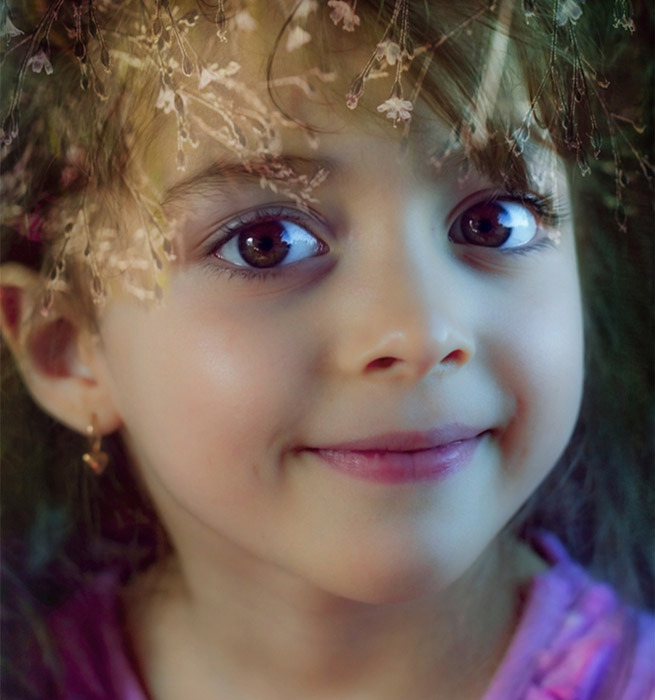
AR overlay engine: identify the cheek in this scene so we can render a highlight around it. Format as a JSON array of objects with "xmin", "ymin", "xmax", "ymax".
[
  {"xmin": 487, "ymin": 256, "xmax": 584, "ymax": 481},
  {"xmin": 99, "ymin": 290, "xmax": 317, "ymax": 492}
]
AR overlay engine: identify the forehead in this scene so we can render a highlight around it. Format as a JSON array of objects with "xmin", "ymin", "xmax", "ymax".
[
  {"xmin": 127, "ymin": 1, "xmax": 538, "ymax": 198},
  {"xmin": 26, "ymin": 0, "xmax": 568, "ymax": 310}
]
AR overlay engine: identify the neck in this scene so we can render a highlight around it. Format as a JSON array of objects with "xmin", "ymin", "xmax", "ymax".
[{"xmin": 124, "ymin": 535, "xmax": 539, "ymax": 700}]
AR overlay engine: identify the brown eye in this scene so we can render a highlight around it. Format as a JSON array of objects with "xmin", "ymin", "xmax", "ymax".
[
  {"xmin": 460, "ymin": 202, "xmax": 511, "ymax": 246},
  {"xmin": 215, "ymin": 215, "xmax": 328, "ymax": 269},
  {"xmin": 238, "ymin": 221, "xmax": 291, "ymax": 268},
  {"xmin": 450, "ymin": 199, "xmax": 539, "ymax": 249}
]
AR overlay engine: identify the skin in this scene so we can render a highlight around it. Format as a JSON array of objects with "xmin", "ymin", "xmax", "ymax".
[
  {"xmin": 0, "ymin": 15, "xmax": 584, "ymax": 700},
  {"xmin": 109, "ymin": 119, "xmax": 581, "ymax": 697}
]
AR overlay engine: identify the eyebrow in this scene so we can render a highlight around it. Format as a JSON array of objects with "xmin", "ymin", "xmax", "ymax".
[
  {"xmin": 162, "ymin": 131, "xmax": 561, "ymax": 211},
  {"xmin": 162, "ymin": 154, "xmax": 337, "ymax": 207}
]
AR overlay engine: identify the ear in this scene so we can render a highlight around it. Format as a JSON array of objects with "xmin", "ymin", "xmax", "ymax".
[{"xmin": 0, "ymin": 263, "xmax": 122, "ymax": 437}]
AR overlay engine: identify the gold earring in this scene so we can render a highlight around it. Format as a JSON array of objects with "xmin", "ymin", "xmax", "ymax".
[{"xmin": 82, "ymin": 414, "xmax": 108, "ymax": 475}]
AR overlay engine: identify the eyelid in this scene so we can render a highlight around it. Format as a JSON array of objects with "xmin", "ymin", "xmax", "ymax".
[
  {"xmin": 202, "ymin": 203, "xmax": 332, "ymax": 282},
  {"xmin": 447, "ymin": 189, "xmax": 562, "ymax": 255},
  {"xmin": 205, "ymin": 203, "xmax": 329, "ymax": 256},
  {"xmin": 446, "ymin": 189, "xmax": 553, "ymax": 227},
  {"xmin": 446, "ymin": 189, "xmax": 491, "ymax": 224}
]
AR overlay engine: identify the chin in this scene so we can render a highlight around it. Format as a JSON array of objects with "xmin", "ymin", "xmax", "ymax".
[
  {"xmin": 305, "ymin": 546, "xmax": 464, "ymax": 606},
  {"xmin": 298, "ymin": 525, "xmax": 503, "ymax": 607}
]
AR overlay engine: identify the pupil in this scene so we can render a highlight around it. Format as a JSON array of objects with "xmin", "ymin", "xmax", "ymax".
[
  {"xmin": 461, "ymin": 202, "xmax": 511, "ymax": 246},
  {"xmin": 238, "ymin": 221, "xmax": 291, "ymax": 268}
]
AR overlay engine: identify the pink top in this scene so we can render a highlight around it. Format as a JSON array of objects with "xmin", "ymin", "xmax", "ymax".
[
  {"xmin": 482, "ymin": 533, "xmax": 655, "ymax": 700},
  {"xmin": 45, "ymin": 534, "xmax": 654, "ymax": 699}
]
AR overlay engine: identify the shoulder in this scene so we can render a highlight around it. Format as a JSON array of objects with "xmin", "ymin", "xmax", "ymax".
[
  {"xmin": 484, "ymin": 532, "xmax": 655, "ymax": 700},
  {"xmin": 46, "ymin": 570, "xmax": 148, "ymax": 700}
]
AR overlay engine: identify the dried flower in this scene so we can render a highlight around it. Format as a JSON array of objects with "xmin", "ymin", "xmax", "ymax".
[
  {"xmin": 377, "ymin": 95, "xmax": 413, "ymax": 125},
  {"xmin": 286, "ymin": 25, "xmax": 312, "ymax": 52},
  {"xmin": 556, "ymin": 0, "xmax": 585, "ymax": 26},
  {"xmin": 1, "ymin": 111, "xmax": 18, "ymax": 145},
  {"xmin": 328, "ymin": 1, "xmax": 361, "ymax": 32},
  {"xmin": 0, "ymin": 12, "xmax": 23, "ymax": 40},
  {"xmin": 234, "ymin": 9, "xmax": 257, "ymax": 32},
  {"xmin": 26, "ymin": 50, "xmax": 53, "ymax": 75},
  {"xmin": 198, "ymin": 61, "xmax": 241, "ymax": 90},
  {"xmin": 523, "ymin": 0, "xmax": 536, "ymax": 20},
  {"xmin": 295, "ymin": 0, "xmax": 319, "ymax": 20},
  {"xmin": 510, "ymin": 124, "xmax": 530, "ymax": 155},
  {"xmin": 59, "ymin": 146, "xmax": 86, "ymax": 188},
  {"xmin": 375, "ymin": 40, "xmax": 402, "ymax": 66},
  {"xmin": 156, "ymin": 85, "xmax": 177, "ymax": 114},
  {"xmin": 346, "ymin": 73, "xmax": 365, "ymax": 110},
  {"xmin": 1, "ymin": 0, "xmax": 646, "ymax": 311}
]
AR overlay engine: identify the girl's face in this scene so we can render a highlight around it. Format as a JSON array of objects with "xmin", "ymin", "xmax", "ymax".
[{"xmin": 95, "ymin": 28, "xmax": 584, "ymax": 604}]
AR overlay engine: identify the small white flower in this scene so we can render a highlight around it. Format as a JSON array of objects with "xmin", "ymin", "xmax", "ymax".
[
  {"xmin": 198, "ymin": 68, "xmax": 214, "ymax": 90},
  {"xmin": 375, "ymin": 40, "xmax": 402, "ymax": 66},
  {"xmin": 377, "ymin": 96, "xmax": 413, "ymax": 125},
  {"xmin": 510, "ymin": 125, "xmax": 530, "ymax": 155},
  {"xmin": 327, "ymin": 1, "xmax": 361, "ymax": 32},
  {"xmin": 0, "ymin": 123, "xmax": 17, "ymax": 146},
  {"xmin": 556, "ymin": 0, "xmax": 585, "ymax": 26},
  {"xmin": 0, "ymin": 13, "xmax": 24, "ymax": 40},
  {"xmin": 234, "ymin": 9, "xmax": 257, "ymax": 32},
  {"xmin": 26, "ymin": 50, "xmax": 53, "ymax": 75},
  {"xmin": 523, "ymin": 0, "xmax": 536, "ymax": 20},
  {"xmin": 155, "ymin": 85, "xmax": 176, "ymax": 113},
  {"xmin": 198, "ymin": 61, "xmax": 241, "ymax": 90},
  {"xmin": 295, "ymin": 0, "xmax": 319, "ymax": 20},
  {"xmin": 286, "ymin": 25, "xmax": 312, "ymax": 52}
]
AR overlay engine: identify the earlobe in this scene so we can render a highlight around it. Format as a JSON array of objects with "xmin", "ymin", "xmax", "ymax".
[{"xmin": 0, "ymin": 263, "xmax": 122, "ymax": 437}]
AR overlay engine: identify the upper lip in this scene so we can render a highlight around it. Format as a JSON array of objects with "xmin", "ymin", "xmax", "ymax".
[{"xmin": 308, "ymin": 424, "xmax": 488, "ymax": 453}]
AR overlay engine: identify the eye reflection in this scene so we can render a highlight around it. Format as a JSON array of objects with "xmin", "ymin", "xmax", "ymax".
[
  {"xmin": 238, "ymin": 221, "xmax": 291, "ymax": 268},
  {"xmin": 215, "ymin": 217, "xmax": 329, "ymax": 269},
  {"xmin": 450, "ymin": 199, "xmax": 539, "ymax": 249}
]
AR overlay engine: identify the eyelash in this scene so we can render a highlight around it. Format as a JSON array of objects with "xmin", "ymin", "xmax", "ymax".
[
  {"xmin": 498, "ymin": 236, "xmax": 556, "ymax": 257},
  {"xmin": 507, "ymin": 190, "xmax": 563, "ymax": 227},
  {"xmin": 449, "ymin": 190, "xmax": 565, "ymax": 257},
  {"xmin": 204, "ymin": 206, "xmax": 326, "ymax": 282},
  {"xmin": 210, "ymin": 266, "xmax": 286, "ymax": 283},
  {"xmin": 202, "ymin": 189, "xmax": 565, "ymax": 282},
  {"xmin": 511, "ymin": 191, "xmax": 568, "ymax": 255}
]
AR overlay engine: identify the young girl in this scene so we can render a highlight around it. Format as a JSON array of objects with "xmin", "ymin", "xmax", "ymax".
[{"xmin": 1, "ymin": 1, "xmax": 653, "ymax": 698}]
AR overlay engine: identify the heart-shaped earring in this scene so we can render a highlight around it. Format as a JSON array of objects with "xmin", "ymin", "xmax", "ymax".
[{"xmin": 82, "ymin": 414, "xmax": 108, "ymax": 475}]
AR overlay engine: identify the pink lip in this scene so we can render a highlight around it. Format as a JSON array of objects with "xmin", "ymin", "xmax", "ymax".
[{"xmin": 306, "ymin": 426, "xmax": 488, "ymax": 484}]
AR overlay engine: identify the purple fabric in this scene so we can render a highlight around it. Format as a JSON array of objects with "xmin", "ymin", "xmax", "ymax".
[
  {"xmin": 47, "ymin": 534, "xmax": 654, "ymax": 699},
  {"xmin": 47, "ymin": 572, "xmax": 148, "ymax": 699},
  {"xmin": 482, "ymin": 533, "xmax": 655, "ymax": 700}
]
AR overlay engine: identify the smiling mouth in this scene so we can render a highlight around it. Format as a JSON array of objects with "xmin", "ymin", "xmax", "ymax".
[{"xmin": 305, "ymin": 427, "xmax": 490, "ymax": 484}]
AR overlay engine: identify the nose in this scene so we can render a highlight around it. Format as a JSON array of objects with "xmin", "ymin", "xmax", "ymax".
[{"xmin": 331, "ymin": 249, "xmax": 475, "ymax": 382}]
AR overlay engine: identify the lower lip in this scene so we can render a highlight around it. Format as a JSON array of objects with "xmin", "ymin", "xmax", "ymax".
[{"xmin": 307, "ymin": 435, "xmax": 485, "ymax": 484}]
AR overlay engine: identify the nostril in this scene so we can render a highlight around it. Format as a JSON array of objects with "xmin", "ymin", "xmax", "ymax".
[
  {"xmin": 442, "ymin": 349, "xmax": 468, "ymax": 366},
  {"xmin": 367, "ymin": 356, "xmax": 398, "ymax": 370}
]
